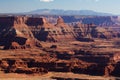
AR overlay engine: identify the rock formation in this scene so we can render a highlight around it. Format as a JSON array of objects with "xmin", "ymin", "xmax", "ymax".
[
  {"xmin": 0, "ymin": 50, "xmax": 119, "ymax": 77},
  {"xmin": 0, "ymin": 16, "xmax": 41, "ymax": 49},
  {"xmin": 0, "ymin": 16, "xmax": 120, "ymax": 49},
  {"xmin": 29, "ymin": 16, "xmax": 75, "ymax": 42},
  {"xmin": 73, "ymin": 23, "xmax": 118, "ymax": 39},
  {"xmin": 0, "ymin": 15, "xmax": 120, "ymax": 78}
]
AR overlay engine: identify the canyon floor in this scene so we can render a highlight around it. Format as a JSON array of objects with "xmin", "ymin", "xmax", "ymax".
[
  {"xmin": 0, "ymin": 38, "xmax": 120, "ymax": 80},
  {"xmin": 0, "ymin": 71, "xmax": 117, "ymax": 80}
]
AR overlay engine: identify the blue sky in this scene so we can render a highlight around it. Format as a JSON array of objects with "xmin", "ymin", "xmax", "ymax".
[{"xmin": 0, "ymin": 0, "xmax": 120, "ymax": 14}]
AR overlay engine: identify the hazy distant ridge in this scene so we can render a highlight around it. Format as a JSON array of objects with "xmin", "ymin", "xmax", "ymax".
[{"xmin": 28, "ymin": 9, "xmax": 113, "ymax": 16}]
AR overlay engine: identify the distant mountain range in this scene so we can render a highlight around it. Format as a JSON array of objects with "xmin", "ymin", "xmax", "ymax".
[{"xmin": 27, "ymin": 9, "xmax": 114, "ymax": 16}]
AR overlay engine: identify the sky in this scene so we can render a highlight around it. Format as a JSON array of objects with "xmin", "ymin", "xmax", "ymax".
[{"xmin": 0, "ymin": 0, "xmax": 120, "ymax": 14}]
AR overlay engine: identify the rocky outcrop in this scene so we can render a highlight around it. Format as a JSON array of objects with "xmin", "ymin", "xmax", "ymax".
[
  {"xmin": 73, "ymin": 23, "xmax": 96, "ymax": 41},
  {"xmin": 0, "ymin": 16, "xmax": 41, "ymax": 49},
  {"xmin": 27, "ymin": 17, "xmax": 56, "ymax": 42},
  {"xmin": 0, "ymin": 15, "xmax": 120, "ymax": 77},
  {"xmin": 0, "ymin": 16, "xmax": 120, "ymax": 49},
  {"xmin": 29, "ymin": 16, "xmax": 75, "ymax": 42},
  {"xmin": 0, "ymin": 51, "xmax": 118, "ymax": 76},
  {"xmin": 34, "ymin": 16, "xmax": 113, "ymax": 42},
  {"xmin": 73, "ymin": 23, "xmax": 119, "ymax": 39},
  {"xmin": 0, "ymin": 58, "xmax": 48, "ymax": 74}
]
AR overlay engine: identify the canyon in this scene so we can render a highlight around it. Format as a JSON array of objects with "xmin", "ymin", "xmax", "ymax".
[{"xmin": 0, "ymin": 15, "xmax": 120, "ymax": 79}]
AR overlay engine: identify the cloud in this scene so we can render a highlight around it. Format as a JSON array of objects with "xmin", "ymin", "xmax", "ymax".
[{"xmin": 40, "ymin": 0, "xmax": 54, "ymax": 2}]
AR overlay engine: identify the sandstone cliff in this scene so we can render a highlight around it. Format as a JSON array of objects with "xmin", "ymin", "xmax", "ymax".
[
  {"xmin": 0, "ymin": 16, "xmax": 119, "ymax": 49},
  {"xmin": 73, "ymin": 23, "xmax": 119, "ymax": 39},
  {"xmin": 29, "ymin": 16, "xmax": 75, "ymax": 42},
  {"xmin": 0, "ymin": 49, "xmax": 119, "ymax": 77},
  {"xmin": 0, "ymin": 16, "xmax": 41, "ymax": 49}
]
